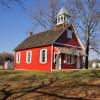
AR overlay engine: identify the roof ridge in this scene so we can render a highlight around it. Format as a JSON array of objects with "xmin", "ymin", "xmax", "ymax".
[{"xmin": 31, "ymin": 28, "xmax": 54, "ymax": 37}]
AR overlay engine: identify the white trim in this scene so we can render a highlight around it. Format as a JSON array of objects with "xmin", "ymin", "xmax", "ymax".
[
  {"xmin": 56, "ymin": 54, "xmax": 61, "ymax": 70},
  {"xmin": 40, "ymin": 49, "xmax": 47, "ymax": 64},
  {"xmin": 76, "ymin": 56, "xmax": 80, "ymax": 69},
  {"xmin": 16, "ymin": 52, "xmax": 21, "ymax": 64},
  {"xmin": 51, "ymin": 45, "xmax": 53, "ymax": 71},
  {"xmin": 72, "ymin": 24, "xmax": 85, "ymax": 50},
  {"xmin": 54, "ymin": 52, "xmax": 59, "ymax": 63},
  {"xmin": 54, "ymin": 42, "xmax": 82, "ymax": 49},
  {"xmin": 26, "ymin": 51, "xmax": 32, "ymax": 64}
]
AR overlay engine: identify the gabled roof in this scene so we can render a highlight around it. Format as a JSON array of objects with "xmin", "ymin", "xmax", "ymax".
[
  {"xmin": 15, "ymin": 24, "xmax": 84, "ymax": 51},
  {"xmin": 56, "ymin": 7, "xmax": 70, "ymax": 17},
  {"xmin": 15, "ymin": 28, "xmax": 64, "ymax": 51}
]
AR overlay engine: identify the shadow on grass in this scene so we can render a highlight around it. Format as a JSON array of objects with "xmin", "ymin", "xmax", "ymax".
[
  {"xmin": 0, "ymin": 77, "xmax": 89, "ymax": 100},
  {"xmin": 0, "ymin": 70, "xmax": 100, "ymax": 100},
  {"xmin": 14, "ymin": 80, "xmax": 86, "ymax": 100},
  {"xmin": 0, "ymin": 85, "xmax": 12, "ymax": 100}
]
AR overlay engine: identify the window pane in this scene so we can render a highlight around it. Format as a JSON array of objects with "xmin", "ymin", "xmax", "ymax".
[
  {"xmin": 42, "ymin": 50, "xmax": 45, "ymax": 62},
  {"xmin": 26, "ymin": 51, "xmax": 32, "ymax": 63},
  {"xmin": 40, "ymin": 49, "xmax": 47, "ymax": 63},
  {"xmin": 66, "ymin": 55, "xmax": 72, "ymax": 64},
  {"xmin": 28, "ymin": 53, "xmax": 30, "ymax": 62},
  {"xmin": 67, "ymin": 30, "xmax": 72, "ymax": 38},
  {"xmin": 16, "ymin": 52, "xmax": 20, "ymax": 63}
]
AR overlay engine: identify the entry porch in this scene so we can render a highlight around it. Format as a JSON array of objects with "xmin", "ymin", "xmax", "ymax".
[{"xmin": 52, "ymin": 47, "xmax": 85, "ymax": 70}]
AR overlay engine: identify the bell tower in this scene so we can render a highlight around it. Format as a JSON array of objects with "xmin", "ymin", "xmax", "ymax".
[{"xmin": 56, "ymin": 7, "xmax": 71, "ymax": 26}]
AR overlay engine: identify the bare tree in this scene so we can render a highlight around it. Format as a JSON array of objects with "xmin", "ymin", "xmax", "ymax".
[
  {"xmin": 48, "ymin": 0, "xmax": 58, "ymax": 28},
  {"xmin": 25, "ymin": 0, "xmax": 59, "ymax": 30},
  {"xmin": 0, "ymin": 0, "xmax": 25, "ymax": 9},
  {"xmin": 74, "ymin": 0, "xmax": 100, "ymax": 69}
]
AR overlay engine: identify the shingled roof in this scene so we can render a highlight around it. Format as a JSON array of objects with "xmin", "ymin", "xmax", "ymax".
[
  {"xmin": 14, "ymin": 23, "xmax": 72, "ymax": 51},
  {"xmin": 15, "ymin": 29, "xmax": 65, "ymax": 51}
]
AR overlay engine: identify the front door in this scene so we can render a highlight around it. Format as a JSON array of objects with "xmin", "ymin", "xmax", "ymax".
[{"xmin": 56, "ymin": 55, "xmax": 61, "ymax": 70}]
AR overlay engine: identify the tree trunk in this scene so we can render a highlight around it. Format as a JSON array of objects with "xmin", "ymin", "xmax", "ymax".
[{"xmin": 85, "ymin": 35, "xmax": 90, "ymax": 69}]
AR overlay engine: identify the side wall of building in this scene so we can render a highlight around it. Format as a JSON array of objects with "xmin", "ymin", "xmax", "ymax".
[{"xmin": 15, "ymin": 45, "xmax": 52, "ymax": 71}]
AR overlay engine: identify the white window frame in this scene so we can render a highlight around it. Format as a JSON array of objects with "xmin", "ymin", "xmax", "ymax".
[
  {"xmin": 66, "ymin": 55, "xmax": 73, "ymax": 64},
  {"xmin": 26, "ymin": 51, "xmax": 32, "ymax": 64},
  {"xmin": 16, "ymin": 52, "xmax": 21, "ymax": 64},
  {"xmin": 67, "ymin": 30, "xmax": 72, "ymax": 38},
  {"xmin": 40, "ymin": 49, "xmax": 47, "ymax": 64}
]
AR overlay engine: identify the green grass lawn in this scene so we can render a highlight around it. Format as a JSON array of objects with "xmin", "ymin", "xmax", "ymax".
[{"xmin": 0, "ymin": 69, "xmax": 100, "ymax": 100}]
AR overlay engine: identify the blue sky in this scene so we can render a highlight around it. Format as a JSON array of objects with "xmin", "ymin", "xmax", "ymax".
[
  {"xmin": 0, "ymin": 0, "xmax": 56, "ymax": 53},
  {"xmin": 0, "ymin": 1, "xmax": 33, "ymax": 53},
  {"xmin": 0, "ymin": 0, "xmax": 99, "ymax": 60}
]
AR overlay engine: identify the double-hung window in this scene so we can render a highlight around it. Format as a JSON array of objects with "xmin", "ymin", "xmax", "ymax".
[
  {"xmin": 26, "ymin": 51, "xmax": 32, "ymax": 64},
  {"xmin": 16, "ymin": 52, "xmax": 21, "ymax": 64},
  {"xmin": 40, "ymin": 49, "xmax": 47, "ymax": 64}
]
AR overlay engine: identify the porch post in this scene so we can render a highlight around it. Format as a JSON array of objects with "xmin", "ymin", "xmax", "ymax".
[
  {"xmin": 51, "ymin": 44, "xmax": 54, "ymax": 71},
  {"xmin": 76, "ymin": 56, "xmax": 81, "ymax": 69}
]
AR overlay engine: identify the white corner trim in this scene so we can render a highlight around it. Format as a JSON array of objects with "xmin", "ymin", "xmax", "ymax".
[
  {"xmin": 40, "ymin": 49, "xmax": 47, "ymax": 64},
  {"xmin": 54, "ymin": 52, "xmax": 59, "ymax": 63},
  {"xmin": 54, "ymin": 42, "xmax": 82, "ymax": 49},
  {"xmin": 16, "ymin": 52, "xmax": 21, "ymax": 64},
  {"xmin": 51, "ymin": 45, "xmax": 53, "ymax": 71},
  {"xmin": 72, "ymin": 24, "xmax": 85, "ymax": 50},
  {"xmin": 26, "ymin": 51, "xmax": 32, "ymax": 64}
]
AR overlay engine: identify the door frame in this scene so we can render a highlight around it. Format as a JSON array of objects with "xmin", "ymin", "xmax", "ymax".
[
  {"xmin": 56, "ymin": 54, "xmax": 61, "ymax": 70},
  {"xmin": 77, "ymin": 56, "xmax": 80, "ymax": 69}
]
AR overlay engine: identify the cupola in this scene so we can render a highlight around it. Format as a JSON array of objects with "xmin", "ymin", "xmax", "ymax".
[{"xmin": 56, "ymin": 7, "xmax": 71, "ymax": 25}]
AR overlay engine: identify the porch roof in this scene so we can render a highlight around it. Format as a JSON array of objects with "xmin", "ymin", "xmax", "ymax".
[
  {"xmin": 57, "ymin": 47, "xmax": 80, "ymax": 56},
  {"xmin": 78, "ymin": 51, "xmax": 86, "ymax": 56}
]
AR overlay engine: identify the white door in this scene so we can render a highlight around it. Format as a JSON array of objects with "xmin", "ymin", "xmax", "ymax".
[
  {"xmin": 56, "ymin": 55, "xmax": 61, "ymax": 70},
  {"xmin": 77, "ymin": 56, "xmax": 80, "ymax": 69}
]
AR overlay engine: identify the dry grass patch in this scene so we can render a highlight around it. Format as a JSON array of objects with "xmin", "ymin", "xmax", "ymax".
[{"xmin": 0, "ymin": 69, "xmax": 100, "ymax": 100}]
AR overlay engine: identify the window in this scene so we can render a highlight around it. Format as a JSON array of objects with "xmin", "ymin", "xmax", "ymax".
[
  {"xmin": 40, "ymin": 49, "xmax": 47, "ymax": 64},
  {"xmin": 26, "ymin": 51, "xmax": 32, "ymax": 64},
  {"xmin": 61, "ymin": 16, "xmax": 63, "ymax": 21},
  {"xmin": 16, "ymin": 52, "xmax": 21, "ymax": 64},
  {"xmin": 66, "ymin": 55, "xmax": 73, "ymax": 64},
  {"xmin": 67, "ymin": 30, "xmax": 72, "ymax": 38},
  {"xmin": 58, "ymin": 17, "xmax": 60, "ymax": 23}
]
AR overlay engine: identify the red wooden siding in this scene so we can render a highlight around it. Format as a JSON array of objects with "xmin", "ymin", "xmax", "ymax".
[
  {"xmin": 15, "ymin": 45, "xmax": 52, "ymax": 71},
  {"xmin": 55, "ymin": 30, "xmax": 81, "ymax": 47}
]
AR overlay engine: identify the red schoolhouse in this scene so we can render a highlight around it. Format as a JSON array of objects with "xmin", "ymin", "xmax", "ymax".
[{"xmin": 14, "ymin": 7, "xmax": 85, "ymax": 71}]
